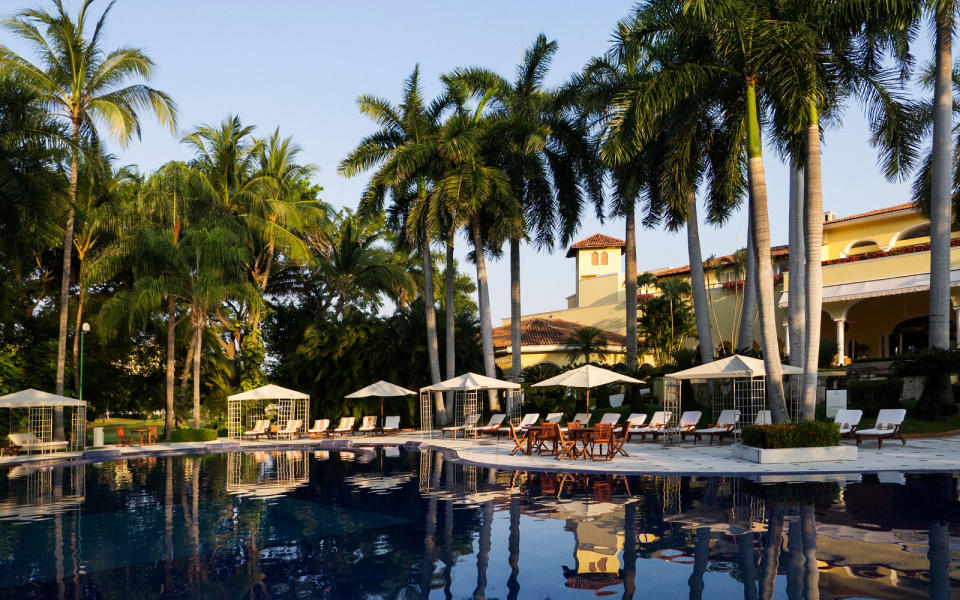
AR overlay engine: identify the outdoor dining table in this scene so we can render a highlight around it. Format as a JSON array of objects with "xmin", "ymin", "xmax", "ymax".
[
  {"xmin": 132, "ymin": 427, "xmax": 150, "ymax": 446},
  {"xmin": 522, "ymin": 425, "xmax": 629, "ymax": 459}
]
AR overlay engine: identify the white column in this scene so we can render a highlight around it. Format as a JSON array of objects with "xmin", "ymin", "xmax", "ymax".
[
  {"xmin": 834, "ymin": 317, "xmax": 846, "ymax": 366},
  {"xmin": 954, "ymin": 306, "xmax": 960, "ymax": 348}
]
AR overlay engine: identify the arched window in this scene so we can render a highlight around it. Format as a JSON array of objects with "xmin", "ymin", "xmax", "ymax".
[
  {"xmin": 591, "ymin": 251, "xmax": 599, "ymax": 266},
  {"xmin": 846, "ymin": 239, "xmax": 880, "ymax": 255},
  {"xmin": 600, "ymin": 251, "xmax": 608, "ymax": 266},
  {"xmin": 899, "ymin": 222, "xmax": 931, "ymax": 242}
]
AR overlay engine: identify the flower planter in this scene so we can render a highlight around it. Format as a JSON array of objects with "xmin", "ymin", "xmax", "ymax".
[{"xmin": 732, "ymin": 444, "xmax": 857, "ymax": 464}]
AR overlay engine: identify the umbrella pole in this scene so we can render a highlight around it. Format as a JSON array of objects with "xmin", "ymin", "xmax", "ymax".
[
  {"xmin": 586, "ymin": 389, "xmax": 591, "ymax": 416},
  {"xmin": 381, "ymin": 398, "xmax": 384, "ymax": 422}
]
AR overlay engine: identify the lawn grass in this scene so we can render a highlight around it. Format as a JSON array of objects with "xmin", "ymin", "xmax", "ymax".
[
  {"xmin": 87, "ymin": 417, "xmax": 165, "ymax": 444},
  {"xmin": 901, "ymin": 411, "xmax": 960, "ymax": 435}
]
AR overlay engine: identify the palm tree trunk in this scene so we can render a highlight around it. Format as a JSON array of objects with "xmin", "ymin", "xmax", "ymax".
[
  {"xmin": 745, "ymin": 81, "xmax": 788, "ymax": 422},
  {"xmin": 54, "ymin": 129, "xmax": 80, "ymax": 439},
  {"xmin": 929, "ymin": 519, "xmax": 952, "ymax": 600},
  {"xmin": 738, "ymin": 533, "xmax": 758, "ymax": 600},
  {"xmin": 421, "ymin": 236, "xmax": 448, "ymax": 423},
  {"xmin": 510, "ymin": 237, "xmax": 522, "ymax": 381},
  {"xmin": 165, "ymin": 296, "xmax": 177, "ymax": 441},
  {"xmin": 738, "ymin": 216, "xmax": 758, "ymax": 353},
  {"xmin": 625, "ymin": 207, "xmax": 638, "ymax": 371},
  {"xmin": 192, "ymin": 317, "xmax": 202, "ymax": 429},
  {"xmin": 800, "ymin": 504, "xmax": 819, "ymax": 600},
  {"xmin": 472, "ymin": 500, "xmax": 493, "ymax": 600},
  {"xmin": 71, "ymin": 285, "xmax": 86, "ymax": 395},
  {"xmin": 471, "ymin": 218, "xmax": 500, "ymax": 410},
  {"xmin": 787, "ymin": 164, "xmax": 806, "ymax": 371},
  {"xmin": 802, "ymin": 101, "xmax": 825, "ymax": 421},
  {"xmin": 688, "ymin": 527, "xmax": 710, "ymax": 600},
  {"xmin": 759, "ymin": 506, "xmax": 784, "ymax": 600},
  {"xmin": 686, "ymin": 190, "xmax": 714, "ymax": 364},
  {"xmin": 930, "ymin": 6, "xmax": 953, "ymax": 351},
  {"xmin": 622, "ymin": 501, "xmax": 637, "ymax": 599},
  {"xmin": 507, "ymin": 497, "xmax": 520, "ymax": 600},
  {"xmin": 786, "ymin": 520, "xmax": 803, "ymax": 600},
  {"xmin": 445, "ymin": 236, "xmax": 456, "ymax": 418}
]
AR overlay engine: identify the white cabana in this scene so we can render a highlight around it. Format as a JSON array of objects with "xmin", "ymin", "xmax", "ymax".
[
  {"xmin": 346, "ymin": 380, "xmax": 415, "ymax": 420},
  {"xmin": 0, "ymin": 389, "xmax": 87, "ymax": 453},
  {"xmin": 664, "ymin": 355, "xmax": 803, "ymax": 443},
  {"xmin": 533, "ymin": 364, "xmax": 643, "ymax": 414},
  {"xmin": 227, "ymin": 384, "xmax": 309, "ymax": 439},
  {"xmin": 418, "ymin": 373, "xmax": 522, "ymax": 435}
]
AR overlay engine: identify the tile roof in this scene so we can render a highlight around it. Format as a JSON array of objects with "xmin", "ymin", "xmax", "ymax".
[
  {"xmin": 492, "ymin": 317, "xmax": 627, "ymax": 352},
  {"xmin": 825, "ymin": 202, "xmax": 915, "ymax": 225},
  {"xmin": 565, "ymin": 233, "xmax": 626, "ymax": 257},
  {"xmin": 650, "ymin": 245, "xmax": 789, "ymax": 278}
]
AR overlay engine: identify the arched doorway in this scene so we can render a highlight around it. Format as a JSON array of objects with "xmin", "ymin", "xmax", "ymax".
[{"xmin": 888, "ymin": 315, "xmax": 956, "ymax": 355}]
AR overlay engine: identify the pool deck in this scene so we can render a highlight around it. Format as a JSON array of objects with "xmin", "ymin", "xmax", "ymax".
[{"xmin": 2, "ymin": 432, "xmax": 959, "ymax": 477}]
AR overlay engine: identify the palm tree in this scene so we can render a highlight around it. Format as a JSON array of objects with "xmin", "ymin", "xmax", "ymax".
[
  {"xmin": 787, "ymin": 165, "xmax": 805, "ymax": 367},
  {"xmin": 339, "ymin": 67, "xmax": 447, "ymax": 420},
  {"xmin": 0, "ymin": 0, "xmax": 177, "ymax": 427},
  {"xmin": 566, "ymin": 326, "xmax": 609, "ymax": 365}
]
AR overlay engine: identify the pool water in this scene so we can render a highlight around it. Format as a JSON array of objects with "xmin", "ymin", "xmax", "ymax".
[{"xmin": 0, "ymin": 449, "xmax": 957, "ymax": 599}]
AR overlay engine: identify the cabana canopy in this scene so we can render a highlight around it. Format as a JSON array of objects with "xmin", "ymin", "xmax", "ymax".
[
  {"xmin": 0, "ymin": 389, "xmax": 86, "ymax": 408},
  {"xmin": 665, "ymin": 355, "xmax": 802, "ymax": 380},
  {"xmin": 532, "ymin": 364, "xmax": 643, "ymax": 389},
  {"xmin": 228, "ymin": 384, "xmax": 309, "ymax": 401},
  {"xmin": 346, "ymin": 381, "xmax": 415, "ymax": 397},
  {"xmin": 420, "ymin": 372, "xmax": 521, "ymax": 392}
]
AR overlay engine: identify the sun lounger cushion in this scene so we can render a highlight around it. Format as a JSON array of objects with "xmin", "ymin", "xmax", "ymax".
[
  {"xmin": 308, "ymin": 419, "xmax": 329, "ymax": 433},
  {"xmin": 382, "ymin": 416, "xmax": 401, "ymax": 431},
  {"xmin": 479, "ymin": 414, "xmax": 506, "ymax": 430},
  {"xmin": 856, "ymin": 408, "xmax": 906, "ymax": 436},
  {"xmin": 544, "ymin": 413, "xmax": 563, "ymax": 424},
  {"xmin": 599, "ymin": 413, "xmax": 621, "ymax": 425}
]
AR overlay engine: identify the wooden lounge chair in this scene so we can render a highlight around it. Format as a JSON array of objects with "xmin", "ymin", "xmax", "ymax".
[
  {"xmin": 543, "ymin": 412, "xmax": 563, "ymax": 424},
  {"xmin": 331, "ymin": 417, "xmax": 356, "ymax": 437},
  {"xmin": 855, "ymin": 409, "xmax": 907, "ymax": 448},
  {"xmin": 358, "ymin": 416, "xmax": 378, "ymax": 435},
  {"xmin": 380, "ymin": 415, "xmax": 401, "ymax": 435},
  {"xmin": 664, "ymin": 411, "xmax": 702, "ymax": 441},
  {"xmin": 243, "ymin": 419, "xmax": 270, "ymax": 440},
  {"xmin": 629, "ymin": 411, "xmax": 671, "ymax": 441},
  {"xmin": 694, "ymin": 409, "xmax": 740, "ymax": 444},
  {"xmin": 507, "ymin": 423, "xmax": 531, "ymax": 455},
  {"xmin": 617, "ymin": 413, "xmax": 647, "ymax": 435},
  {"xmin": 441, "ymin": 413, "xmax": 481, "ymax": 438},
  {"xmin": 571, "ymin": 413, "xmax": 590, "ymax": 425},
  {"xmin": 517, "ymin": 413, "xmax": 540, "ymax": 430},
  {"xmin": 555, "ymin": 424, "xmax": 579, "ymax": 460},
  {"xmin": 7, "ymin": 432, "xmax": 68, "ymax": 454},
  {"xmin": 276, "ymin": 419, "xmax": 302, "ymax": 440},
  {"xmin": 308, "ymin": 419, "xmax": 330, "ymax": 438},
  {"xmin": 599, "ymin": 413, "xmax": 621, "ymax": 427},
  {"xmin": 833, "ymin": 409, "xmax": 863, "ymax": 438},
  {"xmin": 477, "ymin": 413, "xmax": 506, "ymax": 435}
]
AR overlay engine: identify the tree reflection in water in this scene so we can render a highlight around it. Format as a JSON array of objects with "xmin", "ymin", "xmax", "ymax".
[{"xmin": 0, "ymin": 450, "xmax": 956, "ymax": 599}]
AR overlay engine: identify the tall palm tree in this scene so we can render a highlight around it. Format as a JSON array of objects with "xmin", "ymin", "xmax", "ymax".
[
  {"xmin": 0, "ymin": 0, "xmax": 177, "ymax": 426},
  {"xmin": 339, "ymin": 67, "xmax": 448, "ymax": 420},
  {"xmin": 787, "ymin": 165, "xmax": 805, "ymax": 367}
]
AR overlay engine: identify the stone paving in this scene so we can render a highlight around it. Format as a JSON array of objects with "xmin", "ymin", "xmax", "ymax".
[{"xmin": 2, "ymin": 433, "xmax": 959, "ymax": 476}]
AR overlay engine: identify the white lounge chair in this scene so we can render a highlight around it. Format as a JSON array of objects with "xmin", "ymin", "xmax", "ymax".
[
  {"xmin": 630, "ymin": 411, "xmax": 672, "ymax": 441},
  {"xmin": 651, "ymin": 411, "xmax": 701, "ymax": 441},
  {"xmin": 754, "ymin": 410, "xmax": 772, "ymax": 425},
  {"xmin": 7, "ymin": 432, "xmax": 69, "ymax": 454},
  {"xmin": 694, "ymin": 409, "xmax": 740, "ymax": 444},
  {"xmin": 571, "ymin": 413, "xmax": 590, "ymax": 425},
  {"xmin": 442, "ymin": 413, "xmax": 481, "ymax": 438},
  {"xmin": 544, "ymin": 412, "xmax": 563, "ymax": 424},
  {"xmin": 855, "ymin": 409, "xmax": 907, "ymax": 448},
  {"xmin": 517, "ymin": 413, "xmax": 540, "ymax": 430},
  {"xmin": 380, "ymin": 415, "xmax": 401, "ymax": 435},
  {"xmin": 308, "ymin": 419, "xmax": 329, "ymax": 438},
  {"xmin": 358, "ymin": 416, "xmax": 378, "ymax": 435},
  {"xmin": 618, "ymin": 413, "xmax": 647, "ymax": 435},
  {"xmin": 243, "ymin": 419, "xmax": 270, "ymax": 440},
  {"xmin": 833, "ymin": 409, "xmax": 863, "ymax": 438},
  {"xmin": 599, "ymin": 413, "xmax": 621, "ymax": 426},
  {"xmin": 478, "ymin": 413, "xmax": 506, "ymax": 435},
  {"xmin": 276, "ymin": 419, "xmax": 302, "ymax": 440},
  {"xmin": 331, "ymin": 416, "xmax": 356, "ymax": 437}
]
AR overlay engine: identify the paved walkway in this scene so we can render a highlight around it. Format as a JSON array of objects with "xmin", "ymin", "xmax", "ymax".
[{"xmin": 2, "ymin": 434, "xmax": 959, "ymax": 476}]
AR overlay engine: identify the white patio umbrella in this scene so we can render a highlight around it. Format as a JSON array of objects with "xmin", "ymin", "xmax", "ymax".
[
  {"xmin": 532, "ymin": 364, "xmax": 643, "ymax": 414},
  {"xmin": 345, "ymin": 380, "xmax": 415, "ymax": 420}
]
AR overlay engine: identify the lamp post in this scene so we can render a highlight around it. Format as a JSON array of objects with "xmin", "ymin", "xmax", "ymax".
[{"xmin": 79, "ymin": 322, "xmax": 90, "ymax": 402}]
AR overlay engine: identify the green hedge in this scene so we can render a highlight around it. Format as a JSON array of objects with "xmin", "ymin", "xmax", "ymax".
[
  {"xmin": 170, "ymin": 428, "xmax": 219, "ymax": 442},
  {"xmin": 846, "ymin": 378, "xmax": 903, "ymax": 418},
  {"xmin": 742, "ymin": 421, "xmax": 840, "ymax": 449}
]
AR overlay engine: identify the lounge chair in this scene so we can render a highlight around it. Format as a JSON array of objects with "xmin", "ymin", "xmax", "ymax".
[
  {"xmin": 331, "ymin": 417, "xmax": 356, "ymax": 437},
  {"xmin": 358, "ymin": 416, "xmax": 378, "ymax": 435},
  {"xmin": 664, "ymin": 411, "xmax": 702, "ymax": 441},
  {"xmin": 244, "ymin": 419, "xmax": 270, "ymax": 440},
  {"xmin": 694, "ymin": 409, "xmax": 740, "ymax": 444},
  {"xmin": 855, "ymin": 409, "xmax": 907, "ymax": 448},
  {"xmin": 478, "ymin": 413, "xmax": 506, "ymax": 435},
  {"xmin": 617, "ymin": 413, "xmax": 647, "ymax": 435},
  {"xmin": 754, "ymin": 410, "xmax": 772, "ymax": 425},
  {"xmin": 571, "ymin": 413, "xmax": 590, "ymax": 425},
  {"xmin": 380, "ymin": 415, "xmax": 401, "ymax": 435},
  {"xmin": 276, "ymin": 419, "xmax": 302, "ymax": 440},
  {"xmin": 629, "ymin": 411, "xmax": 671, "ymax": 441},
  {"xmin": 833, "ymin": 409, "xmax": 863, "ymax": 438},
  {"xmin": 441, "ymin": 413, "xmax": 481, "ymax": 438},
  {"xmin": 307, "ymin": 419, "xmax": 329, "ymax": 438},
  {"xmin": 599, "ymin": 413, "xmax": 621, "ymax": 426},
  {"xmin": 544, "ymin": 412, "xmax": 563, "ymax": 424},
  {"xmin": 7, "ymin": 432, "xmax": 68, "ymax": 454},
  {"xmin": 517, "ymin": 413, "xmax": 540, "ymax": 430}
]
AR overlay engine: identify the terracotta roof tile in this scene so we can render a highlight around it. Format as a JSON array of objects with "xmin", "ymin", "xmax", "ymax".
[
  {"xmin": 565, "ymin": 233, "xmax": 626, "ymax": 257},
  {"xmin": 492, "ymin": 318, "xmax": 626, "ymax": 352},
  {"xmin": 650, "ymin": 245, "xmax": 789, "ymax": 278},
  {"xmin": 825, "ymin": 202, "xmax": 915, "ymax": 225}
]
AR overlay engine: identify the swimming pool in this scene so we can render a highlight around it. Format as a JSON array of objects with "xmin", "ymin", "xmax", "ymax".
[{"xmin": 0, "ymin": 448, "xmax": 957, "ymax": 599}]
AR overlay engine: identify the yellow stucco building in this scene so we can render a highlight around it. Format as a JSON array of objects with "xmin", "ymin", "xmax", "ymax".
[{"xmin": 497, "ymin": 201, "xmax": 960, "ymax": 370}]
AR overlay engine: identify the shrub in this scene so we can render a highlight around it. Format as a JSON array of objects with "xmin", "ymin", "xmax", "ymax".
[
  {"xmin": 742, "ymin": 421, "xmax": 840, "ymax": 449},
  {"xmin": 170, "ymin": 428, "xmax": 219, "ymax": 442},
  {"xmin": 846, "ymin": 378, "xmax": 903, "ymax": 418}
]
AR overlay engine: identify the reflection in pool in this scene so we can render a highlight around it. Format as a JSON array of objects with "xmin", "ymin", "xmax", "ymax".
[{"xmin": 0, "ymin": 449, "xmax": 957, "ymax": 599}]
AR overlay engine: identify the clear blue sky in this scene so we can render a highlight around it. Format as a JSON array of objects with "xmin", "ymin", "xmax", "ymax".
[{"xmin": 9, "ymin": 1, "xmax": 931, "ymax": 323}]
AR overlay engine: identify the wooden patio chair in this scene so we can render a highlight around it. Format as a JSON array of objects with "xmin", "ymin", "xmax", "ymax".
[
  {"xmin": 588, "ymin": 424, "xmax": 614, "ymax": 461},
  {"xmin": 147, "ymin": 425, "xmax": 158, "ymax": 445},
  {"xmin": 533, "ymin": 421, "xmax": 558, "ymax": 455},
  {"xmin": 555, "ymin": 424, "xmax": 579, "ymax": 460},
  {"xmin": 115, "ymin": 426, "xmax": 130, "ymax": 446},
  {"xmin": 507, "ymin": 423, "xmax": 531, "ymax": 456}
]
